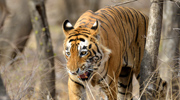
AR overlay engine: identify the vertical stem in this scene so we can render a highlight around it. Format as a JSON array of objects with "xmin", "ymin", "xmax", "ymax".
[
  {"xmin": 0, "ymin": 0, "xmax": 10, "ymax": 99},
  {"xmin": 28, "ymin": 0, "xmax": 55, "ymax": 99},
  {"xmin": 159, "ymin": 1, "xmax": 180, "ymax": 99},
  {"xmin": 140, "ymin": 0, "xmax": 163, "ymax": 99}
]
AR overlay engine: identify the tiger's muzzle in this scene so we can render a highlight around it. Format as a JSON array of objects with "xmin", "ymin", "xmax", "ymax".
[
  {"xmin": 70, "ymin": 65, "xmax": 94, "ymax": 81},
  {"xmin": 78, "ymin": 70, "xmax": 93, "ymax": 81}
]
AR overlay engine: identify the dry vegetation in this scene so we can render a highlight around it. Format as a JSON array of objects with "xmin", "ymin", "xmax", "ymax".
[{"xmin": 1, "ymin": 0, "xmax": 180, "ymax": 100}]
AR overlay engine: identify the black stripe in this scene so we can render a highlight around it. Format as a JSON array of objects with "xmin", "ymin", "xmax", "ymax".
[
  {"xmin": 88, "ymin": 16, "xmax": 97, "ymax": 21},
  {"xmin": 70, "ymin": 77, "xmax": 84, "ymax": 89},
  {"xmin": 69, "ymin": 39, "xmax": 76, "ymax": 42},
  {"xmin": 79, "ymin": 38, "xmax": 85, "ymax": 42},
  {"xmin": 139, "ymin": 47, "xmax": 141, "ymax": 62},
  {"xmin": 76, "ymin": 29, "xmax": 90, "ymax": 32},
  {"xmin": 69, "ymin": 38, "xmax": 85, "ymax": 42},
  {"xmin": 87, "ymin": 50, "xmax": 92, "ymax": 58},
  {"xmin": 137, "ymin": 74, "xmax": 140, "ymax": 79},
  {"xmin": 94, "ymin": 68, "xmax": 98, "ymax": 70},
  {"xmin": 135, "ymin": 28, "xmax": 139, "ymax": 42},
  {"xmin": 119, "ymin": 8, "xmax": 131, "ymax": 45},
  {"xmin": 114, "ymin": 7, "xmax": 128, "ymax": 48},
  {"xmin": 81, "ymin": 34, "xmax": 89, "ymax": 38},
  {"xmin": 137, "ymin": 10, "xmax": 147, "ymax": 34},
  {"xmin": 125, "ymin": 8, "xmax": 136, "ymax": 32},
  {"xmin": 94, "ymin": 15, "xmax": 109, "ymax": 46},
  {"xmin": 99, "ymin": 25, "xmax": 109, "ymax": 46},
  {"xmin": 99, "ymin": 10, "xmax": 117, "ymax": 34},
  {"xmin": 163, "ymin": 81, "xmax": 167, "ymax": 87},
  {"xmin": 125, "ymin": 51, "xmax": 128, "ymax": 65},
  {"xmin": 95, "ymin": 43, "xmax": 101, "ymax": 55},
  {"xmin": 80, "ymin": 32, "xmax": 90, "ymax": 35},
  {"xmin": 118, "ymin": 8, "xmax": 128, "ymax": 22},
  {"xmin": 131, "ymin": 9, "xmax": 139, "ymax": 25},
  {"xmin": 156, "ymin": 78, "xmax": 162, "ymax": 91},
  {"xmin": 94, "ymin": 56, "xmax": 100, "ymax": 63},
  {"xmin": 131, "ymin": 8, "xmax": 148, "ymax": 38},
  {"xmin": 100, "ymin": 56, "xmax": 102, "ymax": 60},
  {"xmin": 100, "ymin": 10, "xmax": 117, "ymax": 36},
  {"xmin": 128, "ymin": 9, "xmax": 139, "ymax": 39},
  {"xmin": 98, "ymin": 62, "xmax": 101, "ymax": 67},
  {"xmin": 87, "ymin": 10, "xmax": 94, "ymax": 13},
  {"xmin": 123, "ymin": 9, "xmax": 133, "ymax": 35},
  {"xmin": 79, "ymin": 22, "xmax": 86, "ymax": 25},
  {"xmin": 109, "ymin": 80, "xmax": 113, "ymax": 86},
  {"xmin": 118, "ymin": 91, "xmax": 126, "ymax": 95},
  {"xmin": 118, "ymin": 82, "xmax": 128, "ymax": 88},
  {"xmin": 88, "ymin": 44, "xmax": 92, "ymax": 49},
  {"xmin": 78, "ymin": 18, "xmax": 87, "ymax": 23},
  {"xmin": 119, "ymin": 73, "xmax": 129, "ymax": 77},
  {"xmin": 95, "ymin": 19, "xmax": 110, "ymax": 45},
  {"xmin": 105, "ymin": 7, "xmax": 119, "ymax": 36},
  {"xmin": 113, "ymin": 8, "xmax": 126, "ymax": 46},
  {"xmin": 92, "ymin": 49, "xmax": 96, "ymax": 55},
  {"xmin": 96, "ymin": 18, "xmax": 110, "ymax": 28},
  {"xmin": 68, "ymin": 33, "xmax": 89, "ymax": 39},
  {"xmin": 110, "ymin": 8, "xmax": 130, "ymax": 46},
  {"xmin": 98, "ymin": 70, "xmax": 107, "ymax": 83}
]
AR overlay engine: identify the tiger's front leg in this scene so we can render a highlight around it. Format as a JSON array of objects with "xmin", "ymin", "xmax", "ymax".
[{"xmin": 68, "ymin": 76, "xmax": 85, "ymax": 100}]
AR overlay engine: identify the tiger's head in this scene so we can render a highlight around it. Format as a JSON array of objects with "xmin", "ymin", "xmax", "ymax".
[{"xmin": 63, "ymin": 20, "xmax": 111, "ymax": 81}]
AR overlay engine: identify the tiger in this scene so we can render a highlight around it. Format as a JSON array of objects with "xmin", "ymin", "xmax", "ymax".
[{"xmin": 62, "ymin": 6, "xmax": 148, "ymax": 100}]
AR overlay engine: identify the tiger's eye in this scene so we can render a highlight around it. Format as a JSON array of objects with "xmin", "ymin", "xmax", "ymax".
[
  {"xmin": 66, "ymin": 52, "xmax": 70, "ymax": 56},
  {"xmin": 82, "ymin": 65, "xmax": 85, "ymax": 69},
  {"xmin": 81, "ymin": 51, "xmax": 86, "ymax": 55},
  {"xmin": 80, "ymin": 51, "xmax": 88, "ymax": 57}
]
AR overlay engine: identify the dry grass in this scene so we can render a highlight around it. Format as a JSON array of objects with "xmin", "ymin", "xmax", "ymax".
[
  {"xmin": 3, "ymin": 0, "xmax": 179, "ymax": 100},
  {"xmin": 1, "ymin": 22, "xmax": 179, "ymax": 100},
  {"xmin": 2, "ymin": 48, "xmax": 179, "ymax": 100}
]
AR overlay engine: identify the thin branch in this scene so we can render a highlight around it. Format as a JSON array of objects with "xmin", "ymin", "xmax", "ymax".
[{"xmin": 111, "ymin": 0, "xmax": 137, "ymax": 6}]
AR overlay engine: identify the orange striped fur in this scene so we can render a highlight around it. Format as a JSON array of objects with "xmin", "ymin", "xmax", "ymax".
[{"xmin": 63, "ymin": 6, "xmax": 148, "ymax": 100}]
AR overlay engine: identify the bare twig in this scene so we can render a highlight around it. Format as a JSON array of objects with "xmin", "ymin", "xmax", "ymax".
[{"xmin": 111, "ymin": 0, "xmax": 137, "ymax": 6}]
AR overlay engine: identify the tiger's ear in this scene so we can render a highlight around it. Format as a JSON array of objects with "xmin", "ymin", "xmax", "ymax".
[
  {"xmin": 63, "ymin": 20, "xmax": 74, "ymax": 36},
  {"xmin": 91, "ymin": 21, "xmax": 100, "ymax": 39},
  {"xmin": 91, "ymin": 20, "xmax": 98, "ymax": 30}
]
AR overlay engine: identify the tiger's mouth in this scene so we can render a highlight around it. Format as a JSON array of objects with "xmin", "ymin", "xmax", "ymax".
[{"xmin": 78, "ymin": 71, "xmax": 93, "ymax": 81}]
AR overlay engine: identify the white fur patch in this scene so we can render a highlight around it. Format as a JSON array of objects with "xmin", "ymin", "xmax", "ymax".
[
  {"xmin": 66, "ymin": 22, "xmax": 73, "ymax": 28},
  {"xmin": 66, "ymin": 41, "xmax": 71, "ymax": 51},
  {"xmin": 67, "ymin": 41, "xmax": 71, "ymax": 47},
  {"xmin": 78, "ymin": 40, "xmax": 89, "ymax": 50},
  {"xmin": 101, "ymin": 47, "xmax": 111, "ymax": 64},
  {"xmin": 92, "ymin": 21, "xmax": 97, "ymax": 27},
  {"xmin": 97, "ymin": 44, "xmax": 111, "ymax": 74}
]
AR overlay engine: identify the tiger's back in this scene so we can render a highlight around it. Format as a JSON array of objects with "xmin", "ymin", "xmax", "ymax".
[
  {"xmin": 75, "ymin": 6, "xmax": 148, "ymax": 76},
  {"xmin": 63, "ymin": 6, "xmax": 148, "ymax": 100}
]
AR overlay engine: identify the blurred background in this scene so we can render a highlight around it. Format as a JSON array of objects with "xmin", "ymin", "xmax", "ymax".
[{"xmin": 1, "ymin": 0, "xmax": 179, "ymax": 100}]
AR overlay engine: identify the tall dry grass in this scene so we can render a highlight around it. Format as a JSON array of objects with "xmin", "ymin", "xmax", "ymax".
[{"xmin": 3, "ymin": 0, "xmax": 179, "ymax": 100}]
